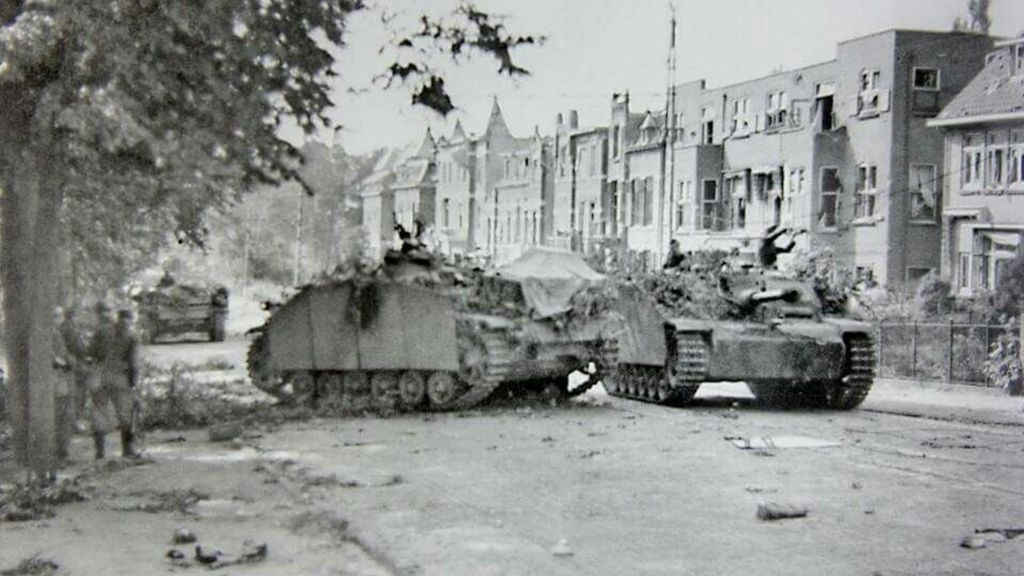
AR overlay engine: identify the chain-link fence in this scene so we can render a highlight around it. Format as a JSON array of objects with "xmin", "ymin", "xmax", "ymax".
[{"xmin": 876, "ymin": 320, "xmax": 1013, "ymax": 386}]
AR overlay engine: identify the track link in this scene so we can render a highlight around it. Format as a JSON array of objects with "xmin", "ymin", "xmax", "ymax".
[{"xmin": 824, "ymin": 335, "xmax": 875, "ymax": 410}]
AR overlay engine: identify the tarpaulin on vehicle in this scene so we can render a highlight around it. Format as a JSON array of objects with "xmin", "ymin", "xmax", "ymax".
[{"xmin": 493, "ymin": 248, "xmax": 606, "ymax": 319}]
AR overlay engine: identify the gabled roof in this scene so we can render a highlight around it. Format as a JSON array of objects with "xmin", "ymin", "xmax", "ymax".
[
  {"xmin": 932, "ymin": 43, "xmax": 1024, "ymax": 126},
  {"xmin": 451, "ymin": 119, "xmax": 467, "ymax": 142},
  {"xmin": 412, "ymin": 127, "xmax": 435, "ymax": 160},
  {"xmin": 484, "ymin": 97, "xmax": 513, "ymax": 140}
]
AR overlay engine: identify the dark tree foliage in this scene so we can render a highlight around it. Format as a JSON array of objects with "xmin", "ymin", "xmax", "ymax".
[{"xmin": 0, "ymin": 0, "xmax": 534, "ymax": 475}]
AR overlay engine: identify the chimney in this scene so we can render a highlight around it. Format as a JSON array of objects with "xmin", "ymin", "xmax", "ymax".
[
  {"xmin": 569, "ymin": 110, "xmax": 578, "ymax": 129},
  {"xmin": 556, "ymin": 112, "xmax": 563, "ymax": 126}
]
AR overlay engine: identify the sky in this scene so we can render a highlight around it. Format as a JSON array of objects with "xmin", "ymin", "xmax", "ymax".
[{"xmin": 313, "ymin": 0, "xmax": 1024, "ymax": 154}]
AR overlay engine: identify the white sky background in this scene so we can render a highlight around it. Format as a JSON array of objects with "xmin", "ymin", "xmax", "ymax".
[{"xmin": 315, "ymin": 0, "xmax": 1024, "ymax": 154}]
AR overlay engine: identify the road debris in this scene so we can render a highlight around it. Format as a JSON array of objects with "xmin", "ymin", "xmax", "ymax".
[
  {"xmin": 0, "ymin": 554, "xmax": 59, "ymax": 576},
  {"xmin": 974, "ymin": 528, "xmax": 1024, "ymax": 540},
  {"xmin": 551, "ymin": 538, "xmax": 574, "ymax": 557},
  {"xmin": 0, "ymin": 479, "xmax": 90, "ymax": 522},
  {"xmin": 961, "ymin": 528, "xmax": 1024, "ymax": 549},
  {"xmin": 173, "ymin": 528, "xmax": 198, "ymax": 544},
  {"xmin": 756, "ymin": 502, "xmax": 809, "ymax": 521},
  {"xmin": 726, "ymin": 435, "xmax": 840, "ymax": 450},
  {"xmin": 960, "ymin": 535, "xmax": 988, "ymax": 549}
]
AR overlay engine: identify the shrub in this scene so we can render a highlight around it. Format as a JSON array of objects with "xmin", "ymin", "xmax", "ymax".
[
  {"xmin": 914, "ymin": 271, "xmax": 953, "ymax": 319},
  {"xmin": 985, "ymin": 317, "xmax": 1022, "ymax": 395}
]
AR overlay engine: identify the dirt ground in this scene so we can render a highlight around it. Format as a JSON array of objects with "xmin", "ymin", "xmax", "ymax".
[{"xmin": 2, "ymin": 334, "xmax": 1024, "ymax": 575}]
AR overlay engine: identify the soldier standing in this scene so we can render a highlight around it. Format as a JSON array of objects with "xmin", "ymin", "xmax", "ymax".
[
  {"xmin": 59, "ymin": 307, "xmax": 89, "ymax": 428},
  {"xmin": 109, "ymin": 309, "xmax": 141, "ymax": 457},
  {"xmin": 86, "ymin": 301, "xmax": 125, "ymax": 457}
]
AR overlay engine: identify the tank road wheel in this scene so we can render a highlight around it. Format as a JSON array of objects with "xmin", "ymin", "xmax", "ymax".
[
  {"xmin": 370, "ymin": 372, "xmax": 400, "ymax": 411},
  {"xmin": 316, "ymin": 372, "xmax": 344, "ymax": 412},
  {"xmin": 286, "ymin": 371, "xmax": 316, "ymax": 407},
  {"xmin": 398, "ymin": 371, "xmax": 427, "ymax": 409},
  {"xmin": 247, "ymin": 333, "xmax": 285, "ymax": 398},
  {"xmin": 603, "ymin": 370, "xmax": 620, "ymax": 395},
  {"xmin": 343, "ymin": 372, "xmax": 371, "ymax": 411},
  {"xmin": 822, "ymin": 336, "xmax": 876, "ymax": 410},
  {"xmin": 427, "ymin": 372, "xmax": 460, "ymax": 409}
]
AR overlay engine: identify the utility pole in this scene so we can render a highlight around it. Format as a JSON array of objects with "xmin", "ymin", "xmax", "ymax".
[{"xmin": 657, "ymin": 4, "xmax": 678, "ymax": 267}]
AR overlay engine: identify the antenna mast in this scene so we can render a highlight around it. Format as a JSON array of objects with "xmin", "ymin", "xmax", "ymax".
[{"xmin": 658, "ymin": 4, "xmax": 678, "ymax": 266}]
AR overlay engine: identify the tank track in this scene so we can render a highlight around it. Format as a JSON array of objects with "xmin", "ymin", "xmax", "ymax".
[
  {"xmin": 604, "ymin": 331, "xmax": 706, "ymax": 406},
  {"xmin": 449, "ymin": 330, "xmax": 512, "ymax": 410},
  {"xmin": 823, "ymin": 335, "xmax": 875, "ymax": 410},
  {"xmin": 245, "ymin": 329, "xmax": 514, "ymax": 414}
]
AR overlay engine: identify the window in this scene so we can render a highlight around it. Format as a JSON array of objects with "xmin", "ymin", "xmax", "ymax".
[
  {"xmin": 855, "ymin": 164, "xmax": 877, "ymax": 219},
  {"xmin": 988, "ymin": 148, "xmax": 1005, "ymax": 185},
  {"xmin": 1016, "ymin": 45, "xmax": 1024, "ymax": 75},
  {"xmin": 675, "ymin": 181, "xmax": 689, "ymax": 229},
  {"xmin": 819, "ymin": 167, "xmax": 840, "ymax": 230},
  {"xmin": 858, "ymin": 70, "xmax": 884, "ymax": 115},
  {"xmin": 700, "ymin": 180, "xmax": 721, "ymax": 231},
  {"xmin": 958, "ymin": 252, "xmax": 971, "ymax": 290},
  {"xmin": 701, "ymin": 108, "xmax": 715, "ymax": 145},
  {"xmin": 643, "ymin": 177, "xmax": 654, "ymax": 226},
  {"xmin": 731, "ymin": 98, "xmax": 750, "ymax": 135},
  {"xmin": 860, "ymin": 70, "xmax": 880, "ymax": 92},
  {"xmin": 912, "ymin": 68, "xmax": 940, "ymax": 91},
  {"xmin": 443, "ymin": 198, "xmax": 450, "ymax": 228},
  {"xmin": 612, "ymin": 126, "xmax": 620, "ymax": 158},
  {"xmin": 766, "ymin": 91, "xmax": 788, "ymax": 130},
  {"xmin": 1010, "ymin": 132, "xmax": 1024, "ymax": 186},
  {"xmin": 910, "ymin": 165, "xmax": 937, "ymax": 222},
  {"xmin": 590, "ymin": 144, "xmax": 597, "ymax": 176},
  {"xmin": 963, "ymin": 134, "xmax": 983, "ymax": 187},
  {"xmin": 630, "ymin": 180, "xmax": 641, "ymax": 226}
]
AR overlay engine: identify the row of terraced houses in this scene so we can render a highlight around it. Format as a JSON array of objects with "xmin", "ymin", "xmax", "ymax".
[{"xmin": 358, "ymin": 29, "xmax": 1024, "ymax": 292}]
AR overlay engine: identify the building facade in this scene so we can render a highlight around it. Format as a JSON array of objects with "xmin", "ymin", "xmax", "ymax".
[
  {"xmin": 612, "ymin": 30, "xmax": 993, "ymax": 287},
  {"xmin": 930, "ymin": 36, "xmax": 1024, "ymax": 295}
]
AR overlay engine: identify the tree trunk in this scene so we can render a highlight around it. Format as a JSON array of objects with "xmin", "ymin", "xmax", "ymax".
[{"xmin": 0, "ymin": 100, "xmax": 62, "ymax": 479}]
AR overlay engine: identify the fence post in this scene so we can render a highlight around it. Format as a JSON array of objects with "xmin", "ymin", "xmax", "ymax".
[
  {"xmin": 947, "ymin": 318, "xmax": 954, "ymax": 383},
  {"xmin": 911, "ymin": 321, "xmax": 918, "ymax": 380}
]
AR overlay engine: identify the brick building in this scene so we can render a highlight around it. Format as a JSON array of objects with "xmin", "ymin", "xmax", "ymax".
[
  {"xmin": 612, "ymin": 30, "xmax": 993, "ymax": 287},
  {"xmin": 929, "ymin": 36, "xmax": 1024, "ymax": 294}
]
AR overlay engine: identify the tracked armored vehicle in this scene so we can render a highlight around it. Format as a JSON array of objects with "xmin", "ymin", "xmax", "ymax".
[
  {"xmin": 607, "ymin": 270, "xmax": 875, "ymax": 410},
  {"xmin": 246, "ymin": 248, "xmax": 617, "ymax": 412},
  {"xmin": 132, "ymin": 280, "xmax": 229, "ymax": 343}
]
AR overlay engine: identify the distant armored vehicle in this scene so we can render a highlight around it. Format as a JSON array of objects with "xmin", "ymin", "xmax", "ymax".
[
  {"xmin": 132, "ymin": 277, "xmax": 229, "ymax": 343},
  {"xmin": 608, "ymin": 270, "xmax": 875, "ymax": 410},
  {"xmin": 246, "ymin": 248, "xmax": 617, "ymax": 412}
]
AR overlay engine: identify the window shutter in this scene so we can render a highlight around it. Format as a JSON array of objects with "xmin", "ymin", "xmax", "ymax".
[
  {"xmin": 848, "ymin": 95, "xmax": 860, "ymax": 117},
  {"xmin": 878, "ymin": 89, "xmax": 891, "ymax": 112}
]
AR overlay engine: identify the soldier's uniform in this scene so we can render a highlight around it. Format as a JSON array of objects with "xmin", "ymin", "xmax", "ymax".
[
  {"xmin": 59, "ymin": 310, "xmax": 89, "ymax": 426},
  {"xmin": 87, "ymin": 304, "xmax": 140, "ymax": 458}
]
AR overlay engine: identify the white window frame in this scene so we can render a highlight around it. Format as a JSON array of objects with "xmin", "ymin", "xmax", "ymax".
[
  {"xmin": 912, "ymin": 67, "xmax": 941, "ymax": 91},
  {"xmin": 854, "ymin": 164, "xmax": 878, "ymax": 220},
  {"xmin": 819, "ymin": 166, "xmax": 840, "ymax": 231},
  {"xmin": 909, "ymin": 164, "xmax": 938, "ymax": 224}
]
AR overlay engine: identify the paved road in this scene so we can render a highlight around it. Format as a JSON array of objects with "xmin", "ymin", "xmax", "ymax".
[
  {"xmin": 137, "ymin": 338, "xmax": 1024, "ymax": 575},
  {"xmin": 248, "ymin": 393, "xmax": 1024, "ymax": 576}
]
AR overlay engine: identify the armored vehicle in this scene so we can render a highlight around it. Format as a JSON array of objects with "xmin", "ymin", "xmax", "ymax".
[
  {"xmin": 246, "ymin": 248, "xmax": 617, "ymax": 412},
  {"xmin": 607, "ymin": 270, "xmax": 875, "ymax": 410},
  {"xmin": 133, "ymin": 278, "xmax": 229, "ymax": 343}
]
